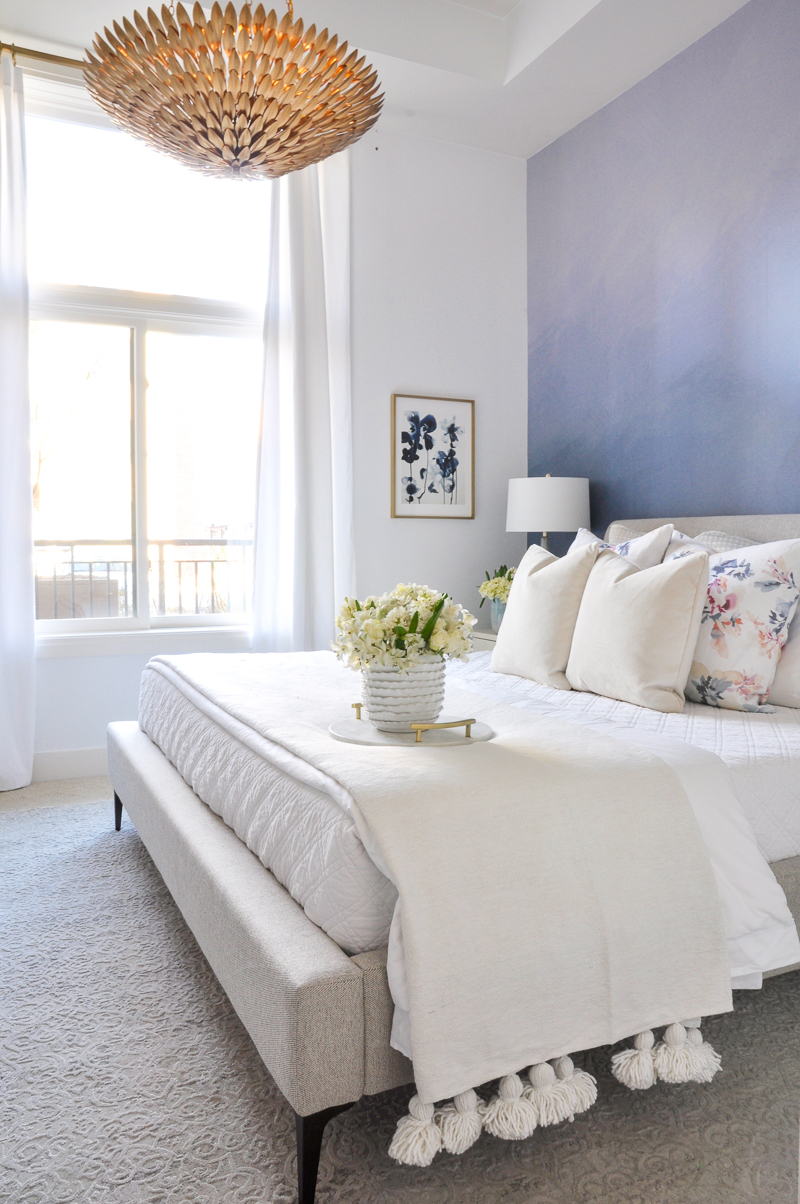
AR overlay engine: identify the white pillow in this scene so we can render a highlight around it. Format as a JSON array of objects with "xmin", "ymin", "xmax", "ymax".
[
  {"xmin": 685, "ymin": 540, "xmax": 800, "ymax": 712},
  {"xmin": 695, "ymin": 530, "xmax": 758, "ymax": 553},
  {"xmin": 664, "ymin": 530, "xmax": 760, "ymax": 563},
  {"xmin": 491, "ymin": 542, "xmax": 598, "ymax": 689},
  {"xmin": 663, "ymin": 531, "xmax": 716, "ymax": 561},
  {"xmin": 606, "ymin": 523, "xmax": 650, "ymax": 544},
  {"xmin": 566, "ymin": 550, "xmax": 709, "ymax": 713},
  {"xmin": 570, "ymin": 523, "xmax": 673, "ymax": 569},
  {"xmin": 770, "ymin": 617, "xmax": 800, "ymax": 707}
]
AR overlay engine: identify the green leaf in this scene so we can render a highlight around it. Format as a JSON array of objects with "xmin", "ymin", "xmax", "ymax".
[
  {"xmin": 420, "ymin": 596, "xmax": 446, "ymax": 643},
  {"xmin": 354, "ymin": 599, "xmax": 361, "ymax": 610},
  {"xmin": 408, "ymin": 610, "xmax": 419, "ymax": 633},
  {"xmin": 394, "ymin": 625, "xmax": 407, "ymax": 638}
]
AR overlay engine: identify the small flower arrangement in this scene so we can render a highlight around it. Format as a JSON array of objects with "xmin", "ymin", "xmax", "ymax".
[
  {"xmin": 478, "ymin": 565, "xmax": 516, "ymax": 608},
  {"xmin": 333, "ymin": 583, "xmax": 476, "ymax": 670}
]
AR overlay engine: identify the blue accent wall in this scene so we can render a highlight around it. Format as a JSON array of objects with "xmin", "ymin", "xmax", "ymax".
[{"xmin": 527, "ymin": 0, "xmax": 800, "ymax": 550}]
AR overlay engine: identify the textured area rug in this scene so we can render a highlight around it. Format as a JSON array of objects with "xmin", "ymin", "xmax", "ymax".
[{"xmin": 1, "ymin": 799, "xmax": 799, "ymax": 1204}]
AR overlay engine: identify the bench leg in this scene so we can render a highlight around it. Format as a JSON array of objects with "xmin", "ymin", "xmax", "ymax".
[
  {"xmin": 294, "ymin": 1102, "xmax": 354, "ymax": 1204},
  {"xmin": 114, "ymin": 792, "xmax": 122, "ymax": 832}
]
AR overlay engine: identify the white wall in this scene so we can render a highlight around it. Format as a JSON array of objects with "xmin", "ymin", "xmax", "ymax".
[
  {"xmin": 350, "ymin": 129, "xmax": 528, "ymax": 609},
  {"xmin": 32, "ymin": 627, "xmax": 251, "ymax": 780},
  {"xmin": 31, "ymin": 130, "xmax": 528, "ymax": 776},
  {"xmin": 34, "ymin": 653, "xmax": 150, "ymax": 779}
]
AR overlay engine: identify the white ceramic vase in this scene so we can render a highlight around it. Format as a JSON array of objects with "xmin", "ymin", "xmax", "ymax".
[{"xmin": 362, "ymin": 657, "xmax": 446, "ymax": 733}]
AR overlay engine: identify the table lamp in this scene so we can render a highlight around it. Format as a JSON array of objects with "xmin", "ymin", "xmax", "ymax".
[{"xmin": 506, "ymin": 475, "xmax": 591, "ymax": 551}]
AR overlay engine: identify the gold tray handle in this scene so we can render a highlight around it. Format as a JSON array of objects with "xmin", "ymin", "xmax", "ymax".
[{"xmin": 409, "ymin": 718, "xmax": 476, "ymax": 744}]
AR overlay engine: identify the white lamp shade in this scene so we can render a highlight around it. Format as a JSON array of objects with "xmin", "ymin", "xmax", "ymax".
[{"xmin": 506, "ymin": 476, "xmax": 590, "ymax": 533}]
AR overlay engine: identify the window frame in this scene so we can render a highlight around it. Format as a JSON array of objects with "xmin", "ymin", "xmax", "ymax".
[{"xmin": 31, "ymin": 282, "xmax": 263, "ymax": 636}]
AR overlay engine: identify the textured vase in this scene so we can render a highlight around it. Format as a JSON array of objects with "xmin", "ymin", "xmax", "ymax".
[
  {"xmin": 490, "ymin": 598, "xmax": 506, "ymax": 633},
  {"xmin": 362, "ymin": 658, "xmax": 446, "ymax": 733}
]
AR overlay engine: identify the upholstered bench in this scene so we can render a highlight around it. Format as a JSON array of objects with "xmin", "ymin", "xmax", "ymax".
[{"xmin": 108, "ymin": 721, "xmax": 412, "ymax": 1204}]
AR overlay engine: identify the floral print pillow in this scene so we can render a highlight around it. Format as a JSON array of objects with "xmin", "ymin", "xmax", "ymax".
[
  {"xmin": 685, "ymin": 540, "xmax": 800, "ymax": 712},
  {"xmin": 663, "ymin": 530, "xmax": 716, "ymax": 561},
  {"xmin": 570, "ymin": 524, "xmax": 673, "ymax": 569}
]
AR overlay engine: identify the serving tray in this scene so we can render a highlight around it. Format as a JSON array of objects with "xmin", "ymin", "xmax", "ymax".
[{"xmin": 329, "ymin": 714, "xmax": 494, "ymax": 747}]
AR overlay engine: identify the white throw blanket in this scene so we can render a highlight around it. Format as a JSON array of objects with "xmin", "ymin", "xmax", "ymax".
[{"xmin": 146, "ymin": 652, "xmax": 736, "ymax": 1104}]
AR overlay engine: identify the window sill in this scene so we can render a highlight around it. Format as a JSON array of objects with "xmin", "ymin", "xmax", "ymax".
[{"xmin": 35, "ymin": 625, "xmax": 252, "ymax": 659}]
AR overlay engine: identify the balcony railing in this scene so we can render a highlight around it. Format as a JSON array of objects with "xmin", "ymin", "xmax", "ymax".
[{"xmin": 34, "ymin": 539, "xmax": 253, "ymax": 620}]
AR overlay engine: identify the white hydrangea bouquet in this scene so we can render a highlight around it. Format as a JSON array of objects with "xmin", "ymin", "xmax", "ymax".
[
  {"xmin": 333, "ymin": 583, "xmax": 475, "ymax": 670},
  {"xmin": 333, "ymin": 584, "xmax": 476, "ymax": 732},
  {"xmin": 479, "ymin": 564, "xmax": 516, "ymax": 634},
  {"xmin": 478, "ymin": 564, "xmax": 516, "ymax": 607}
]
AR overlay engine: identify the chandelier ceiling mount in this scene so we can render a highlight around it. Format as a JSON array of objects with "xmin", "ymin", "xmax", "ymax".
[{"xmin": 84, "ymin": 1, "xmax": 384, "ymax": 179}]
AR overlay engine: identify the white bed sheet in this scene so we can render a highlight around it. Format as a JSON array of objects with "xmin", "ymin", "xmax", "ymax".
[
  {"xmin": 454, "ymin": 654, "xmax": 800, "ymax": 865},
  {"xmin": 138, "ymin": 652, "xmax": 800, "ymax": 963},
  {"xmin": 139, "ymin": 664, "xmax": 399, "ymax": 955}
]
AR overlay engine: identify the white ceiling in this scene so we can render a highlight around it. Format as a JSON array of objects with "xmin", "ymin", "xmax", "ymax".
[
  {"xmin": 447, "ymin": 0, "xmax": 520, "ymax": 16},
  {"xmin": 0, "ymin": 0, "xmax": 753, "ymax": 158}
]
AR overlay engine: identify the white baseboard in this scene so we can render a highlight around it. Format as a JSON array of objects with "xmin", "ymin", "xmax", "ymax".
[{"xmin": 32, "ymin": 747, "xmax": 108, "ymax": 782}]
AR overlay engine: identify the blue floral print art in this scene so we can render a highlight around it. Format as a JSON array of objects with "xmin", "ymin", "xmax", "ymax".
[{"xmin": 401, "ymin": 410, "xmax": 462, "ymax": 506}]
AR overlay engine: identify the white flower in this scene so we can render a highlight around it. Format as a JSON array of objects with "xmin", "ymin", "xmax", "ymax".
[
  {"xmin": 332, "ymin": 583, "xmax": 475, "ymax": 670},
  {"xmin": 479, "ymin": 568, "xmax": 516, "ymax": 604}
]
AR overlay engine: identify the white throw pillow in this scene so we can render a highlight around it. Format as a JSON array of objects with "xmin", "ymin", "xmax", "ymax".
[
  {"xmin": 665, "ymin": 530, "xmax": 759, "ymax": 562},
  {"xmin": 770, "ymin": 617, "xmax": 800, "ymax": 707},
  {"xmin": 566, "ymin": 550, "xmax": 709, "ymax": 713},
  {"xmin": 491, "ymin": 542, "xmax": 599, "ymax": 689},
  {"xmin": 569, "ymin": 523, "xmax": 673, "ymax": 569},
  {"xmin": 606, "ymin": 523, "xmax": 649, "ymax": 544},
  {"xmin": 663, "ymin": 531, "xmax": 716, "ymax": 561},
  {"xmin": 685, "ymin": 540, "xmax": 800, "ymax": 712},
  {"xmin": 695, "ymin": 530, "xmax": 758, "ymax": 553}
]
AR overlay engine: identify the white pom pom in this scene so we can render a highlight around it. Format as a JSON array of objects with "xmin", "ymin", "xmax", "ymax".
[
  {"xmin": 552, "ymin": 1055, "xmax": 575, "ymax": 1080},
  {"xmin": 611, "ymin": 1031, "xmax": 657, "ymax": 1090},
  {"xmin": 435, "ymin": 1088, "xmax": 484, "ymax": 1155},
  {"xmin": 523, "ymin": 1062, "xmax": 573, "ymax": 1126},
  {"xmin": 686, "ymin": 1029, "xmax": 722, "ymax": 1082},
  {"xmin": 551, "ymin": 1055, "xmax": 598, "ymax": 1118},
  {"xmin": 653, "ymin": 1019, "xmax": 722, "ymax": 1084},
  {"xmin": 482, "ymin": 1074, "xmax": 538, "ymax": 1141},
  {"xmin": 684, "ymin": 1019, "xmax": 722, "ymax": 1075},
  {"xmin": 388, "ymin": 1094, "xmax": 443, "ymax": 1166}
]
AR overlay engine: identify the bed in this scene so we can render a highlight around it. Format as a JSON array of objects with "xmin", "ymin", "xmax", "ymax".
[{"xmin": 107, "ymin": 513, "xmax": 800, "ymax": 1204}]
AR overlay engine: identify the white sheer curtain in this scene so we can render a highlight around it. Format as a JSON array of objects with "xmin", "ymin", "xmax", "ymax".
[
  {"xmin": 0, "ymin": 52, "xmax": 35, "ymax": 789},
  {"xmin": 252, "ymin": 149, "xmax": 355, "ymax": 652}
]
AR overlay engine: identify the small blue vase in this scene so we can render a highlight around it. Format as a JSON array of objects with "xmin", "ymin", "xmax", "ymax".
[{"xmin": 490, "ymin": 598, "xmax": 506, "ymax": 633}]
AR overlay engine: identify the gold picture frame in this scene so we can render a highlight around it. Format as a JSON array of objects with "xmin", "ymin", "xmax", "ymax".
[{"xmin": 391, "ymin": 394, "xmax": 475, "ymax": 519}]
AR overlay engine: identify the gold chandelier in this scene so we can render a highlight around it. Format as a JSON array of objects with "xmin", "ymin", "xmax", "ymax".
[{"xmin": 84, "ymin": 2, "xmax": 383, "ymax": 179}]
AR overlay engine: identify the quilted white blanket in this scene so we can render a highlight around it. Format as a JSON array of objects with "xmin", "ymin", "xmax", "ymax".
[{"xmin": 145, "ymin": 652, "xmax": 735, "ymax": 1104}]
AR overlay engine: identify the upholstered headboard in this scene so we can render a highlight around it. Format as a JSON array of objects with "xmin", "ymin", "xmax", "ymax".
[{"xmin": 605, "ymin": 515, "xmax": 800, "ymax": 545}]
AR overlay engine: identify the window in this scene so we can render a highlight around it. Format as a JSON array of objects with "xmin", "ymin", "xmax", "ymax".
[{"xmin": 27, "ymin": 114, "xmax": 271, "ymax": 630}]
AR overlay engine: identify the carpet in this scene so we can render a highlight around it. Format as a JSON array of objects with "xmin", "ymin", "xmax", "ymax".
[{"xmin": 1, "ymin": 797, "xmax": 799, "ymax": 1203}]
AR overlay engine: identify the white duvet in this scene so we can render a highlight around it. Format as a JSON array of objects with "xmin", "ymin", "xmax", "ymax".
[{"xmin": 138, "ymin": 651, "xmax": 800, "ymax": 988}]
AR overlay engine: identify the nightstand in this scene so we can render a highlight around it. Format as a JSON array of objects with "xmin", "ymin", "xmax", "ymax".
[{"xmin": 471, "ymin": 628, "xmax": 498, "ymax": 654}]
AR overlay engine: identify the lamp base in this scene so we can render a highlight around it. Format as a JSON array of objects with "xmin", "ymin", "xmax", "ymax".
[{"xmin": 540, "ymin": 531, "xmax": 550, "ymax": 551}]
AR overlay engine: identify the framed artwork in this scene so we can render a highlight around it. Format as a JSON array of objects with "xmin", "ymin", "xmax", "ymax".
[{"xmin": 391, "ymin": 394, "xmax": 475, "ymax": 519}]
